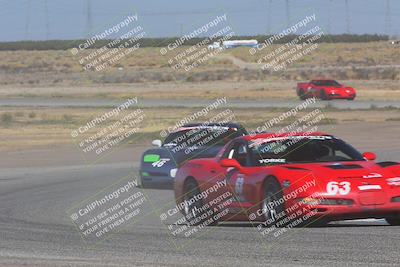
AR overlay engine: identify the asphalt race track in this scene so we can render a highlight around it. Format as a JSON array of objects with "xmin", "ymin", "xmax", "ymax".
[
  {"xmin": 1, "ymin": 156, "xmax": 399, "ymax": 266},
  {"xmin": 1, "ymin": 97, "xmax": 400, "ymax": 110}
]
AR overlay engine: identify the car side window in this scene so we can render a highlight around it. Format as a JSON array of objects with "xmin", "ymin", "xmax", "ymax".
[
  {"xmin": 223, "ymin": 141, "xmax": 250, "ymax": 167},
  {"xmin": 223, "ymin": 143, "xmax": 236, "ymax": 159}
]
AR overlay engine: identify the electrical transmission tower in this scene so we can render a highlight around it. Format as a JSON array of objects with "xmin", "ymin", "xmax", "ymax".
[
  {"xmin": 345, "ymin": 0, "xmax": 350, "ymax": 34},
  {"xmin": 25, "ymin": 0, "xmax": 31, "ymax": 39},
  {"xmin": 44, "ymin": 0, "xmax": 50, "ymax": 39},
  {"xmin": 267, "ymin": 0, "xmax": 272, "ymax": 35},
  {"xmin": 385, "ymin": 0, "xmax": 392, "ymax": 36},
  {"xmin": 285, "ymin": 0, "xmax": 290, "ymax": 28},
  {"xmin": 86, "ymin": 0, "xmax": 93, "ymax": 34},
  {"xmin": 327, "ymin": 0, "xmax": 333, "ymax": 34}
]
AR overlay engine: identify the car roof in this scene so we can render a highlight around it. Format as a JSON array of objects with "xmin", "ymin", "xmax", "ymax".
[
  {"xmin": 172, "ymin": 122, "xmax": 247, "ymax": 134},
  {"xmin": 242, "ymin": 132, "xmax": 330, "ymax": 141},
  {"xmin": 182, "ymin": 122, "xmax": 244, "ymax": 128}
]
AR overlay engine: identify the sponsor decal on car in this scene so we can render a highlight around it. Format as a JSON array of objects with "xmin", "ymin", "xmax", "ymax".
[
  {"xmin": 362, "ymin": 173, "xmax": 382, "ymax": 179},
  {"xmin": 358, "ymin": 185, "xmax": 382, "ymax": 191},
  {"xmin": 250, "ymin": 135, "xmax": 332, "ymax": 148},
  {"xmin": 143, "ymin": 154, "xmax": 160, "ymax": 163},
  {"xmin": 259, "ymin": 158, "xmax": 286, "ymax": 164},
  {"xmin": 387, "ymin": 177, "xmax": 400, "ymax": 186}
]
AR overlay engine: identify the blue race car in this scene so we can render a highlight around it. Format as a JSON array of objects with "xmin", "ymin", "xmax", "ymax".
[{"xmin": 139, "ymin": 122, "xmax": 247, "ymax": 189}]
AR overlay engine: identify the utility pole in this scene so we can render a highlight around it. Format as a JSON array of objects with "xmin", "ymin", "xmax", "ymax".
[{"xmin": 267, "ymin": 0, "xmax": 272, "ymax": 35}]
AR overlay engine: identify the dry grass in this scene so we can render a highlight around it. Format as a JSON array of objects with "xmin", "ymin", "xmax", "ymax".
[
  {"xmin": 230, "ymin": 42, "xmax": 400, "ymax": 66},
  {"xmin": 1, "ymin": 79, "xmax": 399, "ymax": 101},
  {"xmin": 0, "ymin": 42, "xmax": 397, "ymax": 72},
  {"xmin": 0, "ymin": 42, "xmax": 398, "ymax": 87}
]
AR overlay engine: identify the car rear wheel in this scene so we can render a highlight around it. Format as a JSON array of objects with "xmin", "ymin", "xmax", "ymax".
[
  {"xmin": 385, "ymin": 216, "xmax": 400, "ymax": 226},
  {"xmin": 262, "ymin": 178, "xmax": 286, "ymax": 227}
]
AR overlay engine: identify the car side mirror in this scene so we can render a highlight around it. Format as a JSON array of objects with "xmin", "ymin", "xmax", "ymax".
[
  {"xmin": 152, "ymin": 139, "xmax": 162, "ymax": 147},
  {"xmin": 363, "ymin": 152, "xmax": 376, "ymax": 161},
  {"xmin": 220, "ymin": 158, "xmax": 242, "ymax": 169}
]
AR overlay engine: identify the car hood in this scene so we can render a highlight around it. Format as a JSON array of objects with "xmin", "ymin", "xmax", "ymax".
[
  {"xmin": 320, "ymin": 86, "xmax": 354, "ymax": 91},
  {"xmin": 280, "ymin": 161, "xmax": 399, "ymax": 181},
  {"xmin": 141, "ymin": 145, "xmax": 224, "ymax": 166}
]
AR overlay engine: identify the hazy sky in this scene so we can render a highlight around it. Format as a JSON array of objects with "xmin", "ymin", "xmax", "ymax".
[{"xmin": 1, "ymin": 0, "xmax": 399, "ymax": 41}]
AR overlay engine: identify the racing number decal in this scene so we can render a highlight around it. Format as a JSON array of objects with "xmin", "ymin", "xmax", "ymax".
[
  {"xmin": 152, "ymin": 158, "xmax": 170, "ymax": 167},
  {"xmin": 327, "ymin": 181, "xmax": 351, "ymax": 195}
]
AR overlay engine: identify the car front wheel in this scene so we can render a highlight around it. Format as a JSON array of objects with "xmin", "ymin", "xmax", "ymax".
[
  {"xmin": 320, "ymin": 90, "xmax": 329, "ymax": 100},
  {"xmin": 183, "ymin": 179, "xmax": 207, "ymax": 226},
  {"xmin": 262, "ymin": 177, "xmax": 286, "ymax": 227},
  {"xmin": 298, "ymin": 90, "xmax": 307, "ymax": 100}
]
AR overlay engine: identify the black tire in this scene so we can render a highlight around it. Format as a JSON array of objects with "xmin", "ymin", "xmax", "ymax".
[
  {"xmin": 385, "ymin": 216, "xmax": 400, "ymax": 226},
  {"xmin": 138, "ymin": 176, "xmax": 146, "ymax": 189},
  {"xmin": 183, "ymin": 179, "xmax": 207, "ymax": 226},
  {"xmin": 298, "ymin": 89, "xmax": 307, "ymax": 100},
  {"xmin": 299, "ymin": 217, "xmax": 329, "ymax": 227},
  {"xmin": 320, "ymin": 90, "xmax": 329, "ymax": 100},
  {"xmin": 262, "ymin": 177, "xmax": 286, "ymax": 227}
]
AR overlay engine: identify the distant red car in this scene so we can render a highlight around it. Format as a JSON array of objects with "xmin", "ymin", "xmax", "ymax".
[
  {"xmin": 174, "ymin": 132, "xmax": 400, "ymax": 227},
  {"xmin": 297, "ymin": 80, "xmax": 356, "ymax": 100}
]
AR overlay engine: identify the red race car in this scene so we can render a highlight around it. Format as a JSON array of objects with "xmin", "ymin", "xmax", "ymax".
[
  {"xmin": 174, "ymin": 132, "xmax": 400, "ymax": 227},
  {"xmin": 297, "ymin": 80, "xmax": 356, "ymax": 100}
]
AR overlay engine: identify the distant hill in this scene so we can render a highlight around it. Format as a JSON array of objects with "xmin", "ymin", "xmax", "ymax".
[{"xmin": 0, "ymin": 34, "xmax": 388, "ymax": 51}]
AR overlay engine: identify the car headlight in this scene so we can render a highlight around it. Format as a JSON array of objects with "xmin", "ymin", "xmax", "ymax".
[
  {"xmin": 319, "ymin": 199, "xmax": 354, "ymax": 206},
  {"xmin": 170, "ymin": 168, "xmax": 178, "ymax": 178},
  {"xmin": 298, "ymin": 197, "xmax": 353, "ymax": 206},
  {"xmin": 297, "ymin": 197, "xmax": 320, "ymax": 205}
]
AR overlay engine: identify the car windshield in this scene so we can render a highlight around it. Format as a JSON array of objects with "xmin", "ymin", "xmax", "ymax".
[
  {"xmin": 249, "ymin": 136, "xmax": 364, "ymax": 166},
  {"xmin": 164, "ymin": 126, "xmax": 245, "ymax": 148},
  {"xmin": 312, "ymin": 80, "xmax": 341, "ymax": 87}
]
